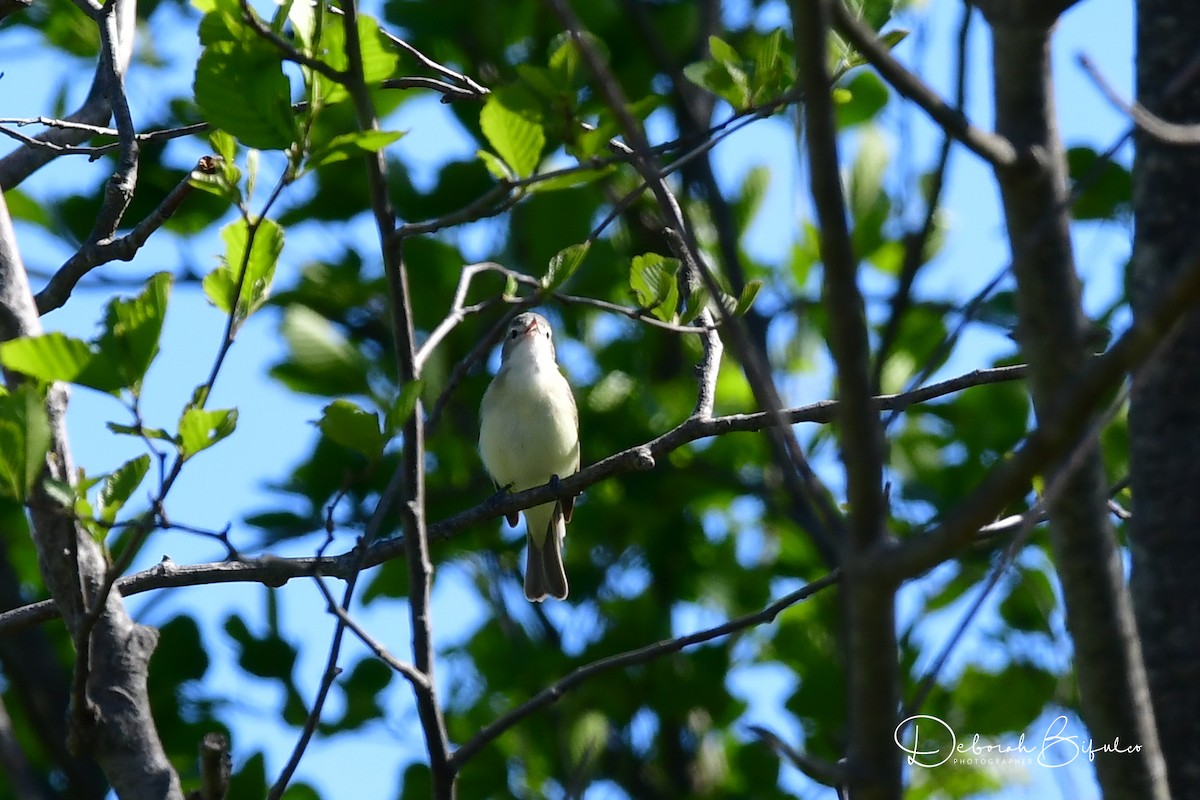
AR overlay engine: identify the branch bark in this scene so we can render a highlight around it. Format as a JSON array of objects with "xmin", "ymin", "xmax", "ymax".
[
  {"xmin": 0, "ymin": 364, "xmax": 1028, "ymax": 634},
  {"xmin": 1129, "ymin": 1, "xmax": 1200, "ymax": 794},
  {"xmin": 0, "ymin": 0, "xmax": 135, "ymax": 190},
  {"xmin": 794, "ymin": 2, "xmax": 896, "ymax": 797},
  {"xmin": 0, "ymin": 183, "xmax": 182, "ymax": 800},
  {"xmin": 955, "ymin": 8, "xmax": 1168, "ymax": 797}
]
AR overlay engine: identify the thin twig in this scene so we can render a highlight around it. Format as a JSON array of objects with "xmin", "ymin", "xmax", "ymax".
[
  {"xmin": 36, "ymin": 158, "xmax": 218, "ymax": 314},
  {"xmin": 1079, "ymin": 53, "xmax": 1200, "ymax": 145},
  {"xmin": 449, "ymin": 571, "xmax": 842, "ymax": 769},
  {"xmin": 890, "ymin": 233, "xmax": 1200, "ymax": 580},
  {"xmin": 310, "ymin": 575, "xmax": 431, "ymax": 691},
  {"xmin": 829, "ymin": 0, "xmax": 1020, "ymax": 169},
  {"xmin": 872, "ymin": 3, "xmax": 972, "ymax": 391},
  {"xmin": 0, "ymin": 364, "xmax": 1029, "ymax": 633}
]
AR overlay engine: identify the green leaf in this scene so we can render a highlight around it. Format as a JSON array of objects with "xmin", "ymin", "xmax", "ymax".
[
  {"xmin": 107, "ymin": 422, "xmax": 175, "ymax": 442},
  {"xmin": 479, "ymin": 88, "xmax": 545, "ymax": 179},
  {"xmin": 835, "ymin": 69, "xmax": 889, "ymax": 129},
  {"xmin": 1067, "ymin": 146, "xmax": 1132, "ymax": 221},
  {"xmin": 97, "ymin": 454, "xmax": 151, "ymax": 525},
  {"xmin": 543, "ymin": 242, "xmax": 590, "ymax": 290},
  {"xmin": 476, "ymin": 149, "xmax": 514, "ymax": 182},
  {"xmin": 630, "ymin": 253, "xmax": 681, "ymax": 323},
  {"xmin": 734, "ymin": 279, "xmax": 763, "ymax": 316},
  {"xmin": 0, "ymin": 385, "xmax": 51, "ymax": 502},
  {"xmin": 750, "ymin": 29, "xmax": 789, "ymax": 103},
  {"xmin": 707, "ymin": 35, "xmax": 741, "ymax": 66},
  {"xmin": 270, "ymin": 306, "xmax": 371, "ymax": 397},
  {"xmin": 225, "ymin": 613, "xmax": 298, "ymax": 680},
  {"xmin": 306, "ymin": 130, "xmax": 405, "ymax": 171},
  {"xmin": 680, "ymin": 284, "xmax": 711, "ymax": 324},
  {"xmin": 846, "ymin": 0, "xmax": 896, "ymax": 31},
  {"xmin": 4, "ymin": 188, "xmax": 53, "ymax": 229},
  {"xmin": 194, "ymin": 37, "xmax": 298, "ymax": 150},
  {"xmin": 999, "ymin": 565, "xmax": 1056, "ymax": 634},
  {"xmin": 2, "ymin": 333, "xmax": 98, "ymax": 385},
  {"xmin": 683, "ymin": 59, "xmax": 752, "ymax": 109},
  {"xmin": 731, "ymin": 165, "xmax": 770, "ymax": 237},
  {"xmin": 848, "ymin": 126, "xmax": 891, "ymax": 257},
  {"xmin": 316, "ymin": 399, "xmax": 385, "ymax": 462},
  {"xmin": 284, "ymin": 0, "xmax": 314, "ymax": 51},
  {"xmin": 203, "ymin": 218, "xmax": 283, "ymax": 326},
  {"xmin": 210, "ymin": 129, "xmax": 238, "ymax": 163},
  {"xmin": 96, "ymin": 272, "xmax": 172, "ymax": 395},
  {"xmin": 178, "ymin": 407, "xmax": 238, "ymax": 459},
  {"xmin": 879, "ymin": 28, "xmax": 909, "ymax": 50}
]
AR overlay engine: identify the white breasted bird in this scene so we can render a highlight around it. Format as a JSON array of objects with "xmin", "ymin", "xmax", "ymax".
[{"xmin": 479, "ymin": 312, "xmax": 580, "ymax": 601}]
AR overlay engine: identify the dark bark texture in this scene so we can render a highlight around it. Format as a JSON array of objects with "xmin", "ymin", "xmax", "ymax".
[
  {"xmin": 980, "ymin": 4, "xmax": 1170, "ymax": 798},
  {"xmin": 1130, "ymin": 1, "xmax": 1200, "ymax": 796}
]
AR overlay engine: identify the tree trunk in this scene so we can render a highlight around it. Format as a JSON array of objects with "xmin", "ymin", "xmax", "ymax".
[
  {"xmin": 1130, "ymin": 1, "xmax": 1200, "ymax": 795},
  {"xmin": 980, "ymin": 3, "xmax": 1169, "ymax": 798}
]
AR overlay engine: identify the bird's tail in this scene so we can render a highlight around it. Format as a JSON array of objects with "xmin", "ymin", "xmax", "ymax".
[{"xmin": 524, "ymin": 501, "xmax": 568, "ymax": 602}]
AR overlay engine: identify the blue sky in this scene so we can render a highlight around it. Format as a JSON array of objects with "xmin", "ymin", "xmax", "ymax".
[{"xmin": 0, "ymin": 0, "xmax": 1136, "ymax": 797}]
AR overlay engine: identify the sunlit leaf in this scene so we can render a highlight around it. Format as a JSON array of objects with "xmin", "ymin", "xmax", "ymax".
[
  {"xmin": 178, "ymin": 407, "xmax": 238, "ymax": 459},
  {"xmin": 543, "ymin": 241, "xmax": 590, "ymax": 290},
  {"xmin": 316, "ymin": 399, "xmax": 385, "ymax": 462},
  {"xmin": 0, "ymin": 385, "xmax": 50, "ymax": 502},
  {"xmin": 479, "ymin": 88, "xmax": 545, "ymax": 179},
  {"xmin": 97, "ymin": 454, "xmax": 151, "ymax": 525}
]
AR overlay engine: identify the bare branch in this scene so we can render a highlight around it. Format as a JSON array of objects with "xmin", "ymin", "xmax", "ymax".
[
  {"xmin": 311, "ymin": 575, "xmax": 431, "ymax": 692},
  {"xmin": 892, "ymin": 234, "xmax": 1200, "ymax": 580},
  {"xmin": 194, "ymin": 733, "xmax": 230, "ymax": 800},
  {"xmin": 747, "ymin": 724, "xmax": 843, "ymax": 788},
  {"xmin": 0, "ymin": 0, "xmax": 135, "ymax": 189},
  {"xmin": 1079, "ymin": 53, "xmax": 1200, "ymax": 145},
  {"xmin": 449, "ymin": 571, "xmax": 841, "ymax": 770},
  {"xmin": 238, "ymin": 0, "xmax": 345, "ymax": 81},
  {"xmin": 795, "ymin": 2, "xmax": 896, "ymax": 796},
  {"xmin": 0, "ymin": 363, "xmax": 1029, "ymax": 633},
  {"xmin": 829, "ymin": 0, "xmax": 1020, "ymax": 170},
  {"xmin": 338, "ymin": 0, "xmax": 454, "ymax": 794},
  {"xmin": 35, "ymin": 158, "xmax": 217, "ymax": 314}
]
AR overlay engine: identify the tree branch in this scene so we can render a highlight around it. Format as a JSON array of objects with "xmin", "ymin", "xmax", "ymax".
[
  {"xmin": 828, "ymin": 0, "xmax": 1020, "ymax": 170},
  {"xmin": 448, "ymin": 571, "xmax": 841, "ymax": 770},
  {"xmin": 0, "ymin": 363, "xmax": 1028, "ymax": 633},
  {"xmin": 340, "ymin": 0, "xmax": 454, "ymax": 794},
  {"xmin": 794, "ymin": 2, "xmax": 896, "ymax": 797},
  {"xmin": 544, "ymin": 0, "xmax": 847, "ymax": 571},
  {"xmin": 35, "ymin": 158, "xmax": 216, "ymax": 314},
  {"xmin": 0, "ymin": 169, "xmax": 183, "ymax": 800},
  {"xmin": 0, "ymin": 0, "xmax": 135, "ymax": 190}
]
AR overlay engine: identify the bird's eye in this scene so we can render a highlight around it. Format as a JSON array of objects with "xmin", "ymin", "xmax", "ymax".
[{"xmin": 509, "ymin": 329, "xmax": 519, "ymax": 339}]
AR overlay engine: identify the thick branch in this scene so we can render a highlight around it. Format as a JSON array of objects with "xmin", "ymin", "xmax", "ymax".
[
  {"xmin": 794, "ymin": 2, "xmax": 896, "ymax": 797},
  {"xmin": 0, "ymin": 180, "xmax": 182, "ymax": 800},
  {"xmin": 976, "ymin": 11, "xmax": 1169, "ymax": 800},
  {"xmin": 0, "ymin": 364, "xmax": 1027, "ymax": 633}
]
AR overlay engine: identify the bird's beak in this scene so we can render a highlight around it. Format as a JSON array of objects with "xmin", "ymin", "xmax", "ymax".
[{"xmin": 522, "ymin": 318, "xmax": 540, "ymax": 337}]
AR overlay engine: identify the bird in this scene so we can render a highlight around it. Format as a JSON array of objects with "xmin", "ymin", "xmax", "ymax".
[{"xmin": 478, "ymin": 312, "xmax": 580, "ymax": 601}]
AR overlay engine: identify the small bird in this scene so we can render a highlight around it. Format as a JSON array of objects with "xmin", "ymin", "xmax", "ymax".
[{"xmin": 479, "ymin": 312, "xmax": 580, "ymax": 601}]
